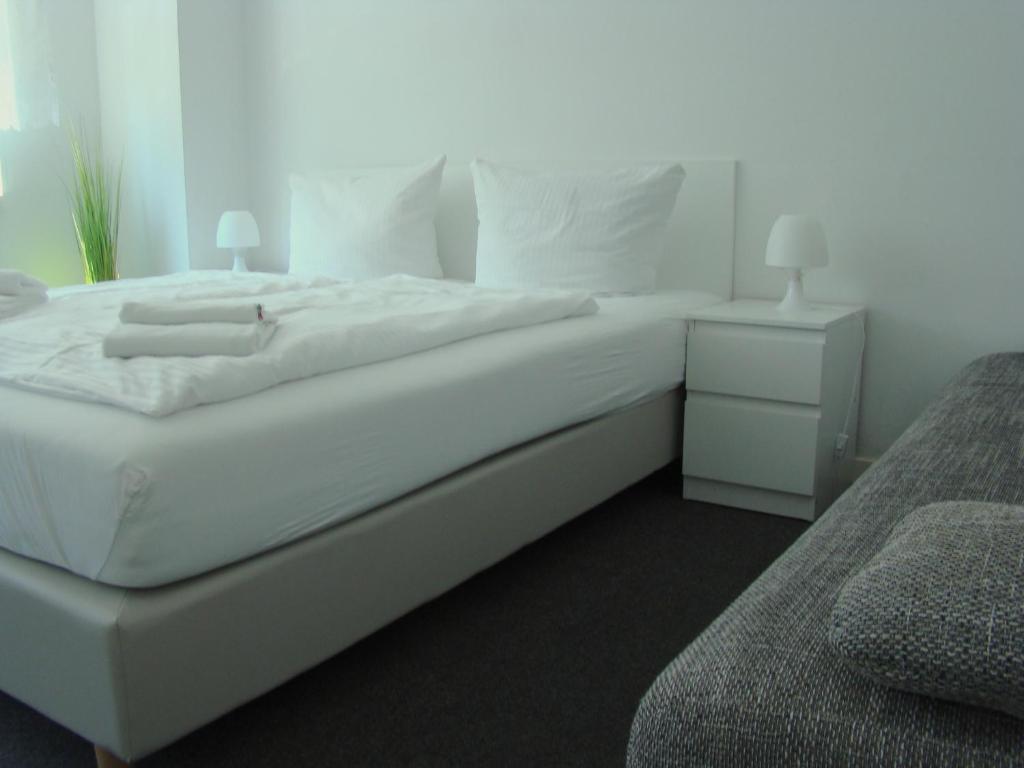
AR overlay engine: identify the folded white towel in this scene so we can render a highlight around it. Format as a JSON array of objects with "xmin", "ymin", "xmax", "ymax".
[
  {"xmin": 0, "ymin": 292, "xmax": 47, "ymax": 320},
  {"xmin": 119, "ymin": 299, "xmax": 274, "ymax": 325},
  {"xmin": 0, "ymin": 269, "xmax": 47, "ymax": 296},
  {"xmin": 103, "ymin": 321, "xmax": 278, "ymax": 358}
]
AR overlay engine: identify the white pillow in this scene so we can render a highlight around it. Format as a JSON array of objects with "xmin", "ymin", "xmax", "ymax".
[
  {"xmin": 289, "ymin": 156, "xmax": 446, "ymax": 280},
  {"xmin": 471, "ymin": 159, "xmax": 685, "ymax": 294}
]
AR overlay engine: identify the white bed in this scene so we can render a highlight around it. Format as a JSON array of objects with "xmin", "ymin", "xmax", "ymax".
[
  {"xmin": 0, "ymin": 159, "xmax": 736, "ymax": 766},
  {"xmin": 0, "ymin": 278, "xmax": 720, "ymax": 587}
]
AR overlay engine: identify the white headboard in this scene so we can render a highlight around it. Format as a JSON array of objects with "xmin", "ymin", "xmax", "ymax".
[{"xmin": 435, "ymin": 159, "xmax": 736, "ymax": 298}]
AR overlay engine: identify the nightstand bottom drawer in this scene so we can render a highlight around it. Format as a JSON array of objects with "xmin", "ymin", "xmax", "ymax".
[
  {"xmin": 683, "ymin": 476, "xmax": 817, "ymax": 521},
  {"xmin": 682, "ymin": 393, "xmax": 820, "ymax": 496}
]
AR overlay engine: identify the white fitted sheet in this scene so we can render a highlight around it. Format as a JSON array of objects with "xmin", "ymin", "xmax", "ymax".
[{"xmin": 0, "ymin": 287, "xmax": 721, "ymax": 587}]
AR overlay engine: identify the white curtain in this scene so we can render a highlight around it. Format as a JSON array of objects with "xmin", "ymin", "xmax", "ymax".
[{"xmin": 0, "ymin": 0, "xmax": 58, "ymax": 131}]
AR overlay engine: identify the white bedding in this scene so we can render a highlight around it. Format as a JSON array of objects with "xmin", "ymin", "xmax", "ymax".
[
  {"xmin": 0, "ymin": 272, "xmax": 596, "ymax": 416},
  {"xmin": 0, "ymin": 277, "xmax": 721, "ymax": 587}
]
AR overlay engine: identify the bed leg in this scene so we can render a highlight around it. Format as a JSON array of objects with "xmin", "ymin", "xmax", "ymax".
[{"xmin": 94, "ymin": 745, "xmax": 131, "ymax": 768}]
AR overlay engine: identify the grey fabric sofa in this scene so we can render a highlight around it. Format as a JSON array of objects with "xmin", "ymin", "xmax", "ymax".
[{"xmin": 628, "ymin": 353, "xmax": 1024, "ymax": 767}]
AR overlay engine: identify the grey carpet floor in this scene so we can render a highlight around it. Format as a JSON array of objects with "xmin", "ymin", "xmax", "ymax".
[{"xmin": 0, "ymin": 466, "xmax": 807, "ymax": 768}]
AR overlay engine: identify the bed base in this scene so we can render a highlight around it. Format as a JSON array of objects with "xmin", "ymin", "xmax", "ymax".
[{"xmin": 0, "ymin": 390, "xmax": 681, "ymax": 764}]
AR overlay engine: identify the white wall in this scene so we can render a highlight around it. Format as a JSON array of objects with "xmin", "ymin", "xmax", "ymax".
[
  {"xmin": 242, "ymin": 0, "xmax": 1024, "ymax": 457},
  {"xmin": 94, "ymin": 0, "xmax": 189, "ymax": 278},
  {"xmin": 178, "ymin": 0, "xmax": 249, "ymax": 270},
  {"xmin": 0, "ymin": 0, "xmax": 101, "ymax": 287}
]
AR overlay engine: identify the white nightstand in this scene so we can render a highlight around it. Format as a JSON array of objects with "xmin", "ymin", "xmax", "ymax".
[{"xmin": 682, "ymin": 299, "xmax": 865, "ymax": 521}]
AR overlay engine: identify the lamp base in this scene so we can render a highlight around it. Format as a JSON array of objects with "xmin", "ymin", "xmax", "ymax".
[
  {"xmin": 232, "ymin": 249, "xmax": 249, "ymax": 273},
  {"xmin": 776, "ymin": 269, "xmax": 812, "ymax": 313}
]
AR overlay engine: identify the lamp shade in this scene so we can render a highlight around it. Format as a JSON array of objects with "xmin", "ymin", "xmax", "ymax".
[
  {"xmin": 765, "ymin": 215, "xmax": 828, "ymax": 269},
  {"xmin": 216, "ymin": 210, "xmax": 261, "ymax": 249}
]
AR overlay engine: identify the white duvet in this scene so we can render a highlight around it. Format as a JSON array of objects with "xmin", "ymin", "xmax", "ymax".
[{"xmin": 0, "ymin": 271, "xmax": 598, "ymax": 416}]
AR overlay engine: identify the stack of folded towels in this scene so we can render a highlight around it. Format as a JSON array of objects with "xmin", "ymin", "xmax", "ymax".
[
  {"xmin": 0, "ymin": 269, "xmax": 48, "ymax": 320},
  {"xmin": 103, "ymin": 299, "xmax": 278, "ymax": 358}
]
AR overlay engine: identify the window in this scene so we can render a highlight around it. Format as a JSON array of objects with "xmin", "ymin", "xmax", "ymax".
[
  {"xmin": 0, "ymin": 0, "xmax": 15, "ymax": 130},
  {"xmin": 0, "ymin": 0, "xmax": 60, "ymax": 196},
  {"xmin": 0, "ymin": 0, "xmax": 58, "ymax": 132}
]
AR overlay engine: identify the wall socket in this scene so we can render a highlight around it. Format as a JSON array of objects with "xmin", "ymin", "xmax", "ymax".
[{"xmin": 833, "ymin": 433, "xmax": 849, "ymax": 462}]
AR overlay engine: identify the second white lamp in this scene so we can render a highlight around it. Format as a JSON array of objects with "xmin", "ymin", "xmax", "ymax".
[
  {"xmin": 766, "ymin": 215, "xmax": 829, "ymax": 313},
  {"xmin": 216, "ymin": 210, "xmax": 261, "ymax": 272}
]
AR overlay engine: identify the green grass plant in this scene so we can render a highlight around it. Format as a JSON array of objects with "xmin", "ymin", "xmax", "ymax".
[{"xmin": 68, "ymin": 125, "xmax": 121, "ymax": 283}]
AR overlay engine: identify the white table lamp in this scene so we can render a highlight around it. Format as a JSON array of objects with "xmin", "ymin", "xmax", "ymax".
[
  {"xmin": 765, "ymin": 214, "xmax": 829, "ymax": 313},
  {"xmin": 216, "ymin": 210, "xmax": 261, "ymax": 272}
]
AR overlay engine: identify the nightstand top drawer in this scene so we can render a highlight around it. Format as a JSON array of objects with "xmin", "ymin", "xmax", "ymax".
[
  {"xmin": 687, "ymin": 322, "xmax": 824, "ymax": 404},
  {"xmin": 688, "ymin": 299, "xmax": 864, "ymax": 330}
]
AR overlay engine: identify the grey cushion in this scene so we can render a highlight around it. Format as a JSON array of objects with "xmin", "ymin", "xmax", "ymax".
[{"xmin": 830, "ymin": 501, "xmax": 1024, "ymax": 720}]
